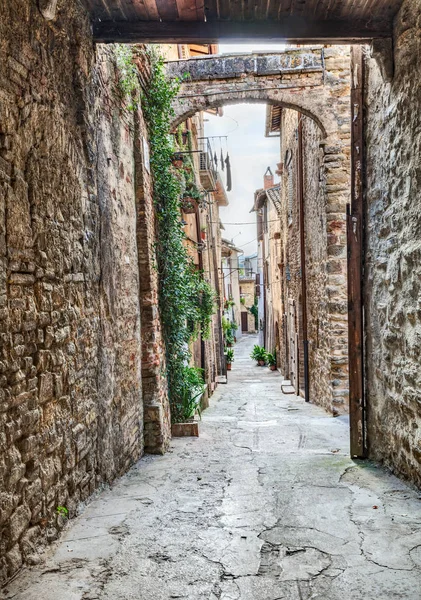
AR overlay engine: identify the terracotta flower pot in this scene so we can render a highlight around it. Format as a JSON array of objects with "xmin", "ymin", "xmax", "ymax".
[
  {"xmin": 172, "ymin": 159, "xmax": 183, "ymax": 168},
  {"xmin": 258, "ymin": 360, "xmax": 266, "ymax": 367},
  {"xmin": 181, "ymin": 197, "xmax": 198, "ymax": 214},
  {"xmin": 201, "ymin": 231, "xmax": 206, "ymax": 240},
  {"xmin": 227, "ymin": 363, "xmax": 232, "ymax": 371},
  {"xmin": 270, "ymin": 364, "xmax": 277, "ymax": 371}
]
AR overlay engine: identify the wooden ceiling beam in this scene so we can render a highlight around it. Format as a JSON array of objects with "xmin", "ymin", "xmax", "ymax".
[{"xmin": 93, "ymin": 17, "xmax": 392, "ymax": 43}]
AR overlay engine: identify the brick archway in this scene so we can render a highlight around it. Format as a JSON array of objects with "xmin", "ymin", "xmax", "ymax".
[{"xmin": 168, "ymin": 47, "xmax": 351, "ymax": 413}]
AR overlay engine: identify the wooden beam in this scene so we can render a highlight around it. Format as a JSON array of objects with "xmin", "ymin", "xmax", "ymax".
[
  {"xmin": 347, "ymin": 45, "xmax": 366, "ymax": 459},
  {"xmin": 92, "ymin": 18, "xmax": 392, "ymax": 43}
]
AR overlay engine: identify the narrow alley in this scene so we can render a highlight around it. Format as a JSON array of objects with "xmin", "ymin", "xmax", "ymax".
[{"xmin": 3, "ymin": 335, "xmax": 421, "ymax": 600}]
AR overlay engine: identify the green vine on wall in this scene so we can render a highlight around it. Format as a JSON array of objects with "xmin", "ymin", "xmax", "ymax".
[
  {"xmin": 140, "ymin": 47, "xmax": 215, "ymax": 423},
  {"xmin": 114, "ymin": 45, "xmax": 141, "ymax": 111}
]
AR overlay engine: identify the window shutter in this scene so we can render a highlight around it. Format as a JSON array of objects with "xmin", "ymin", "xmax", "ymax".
[{"xmin": 288, "ymin": 165, "xmax": 294, "ymax": 225}]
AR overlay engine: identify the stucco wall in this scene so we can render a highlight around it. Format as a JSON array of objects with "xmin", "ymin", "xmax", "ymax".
[{"xmin": 364, "ymin": 0, "xmax": 421, "ymax": 485}]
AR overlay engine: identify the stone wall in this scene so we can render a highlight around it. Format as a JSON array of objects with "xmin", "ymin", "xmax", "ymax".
[
  {"xmin": 364, "ymin": 0, "xmax": 421, "ymax": 485},
  {"xmin": 0, "ymin": 0, "xmax": 169, "ymax": 582},
  {"xmin": 302, "ymin": 117, "xmax": 348, "ymax": 413},
  {"xmin": 133, "ymin": 59, "xmax": 171, "ymax": 455},
  {"xmin": 278, "ymin": 109, "xmax": 304, "ymax": 388},
  {"xmin": 266, "ymin": 93, "xmax": 350, "ymax": 411}
]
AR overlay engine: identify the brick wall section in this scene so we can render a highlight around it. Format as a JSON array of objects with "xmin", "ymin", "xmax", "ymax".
[
  {"xmin": 364, "ymin": 0, "xmax": 421, "ymax": 485},
  {"xmin": 133, "ymin": 83, "xmax": 171, "ymax": 455},
  {"xmin": 0, "ymin": 1, "xmax": 169, "ymax": 581}
]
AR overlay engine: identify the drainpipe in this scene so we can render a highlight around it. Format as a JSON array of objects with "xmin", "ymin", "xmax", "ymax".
[{"xmin": 298, "ymin": 117, "xmax": 310, "ymax": 403}]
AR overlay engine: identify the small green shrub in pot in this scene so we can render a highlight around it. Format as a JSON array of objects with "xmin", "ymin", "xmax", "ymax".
[
  {"xmin": 225, "ymin": 330, "xmax": 235, "ymax": 347},
  {"xmin": 173, "ymin": 366, "xmax": 205, "ymax": 422},
  {"xmin": 266, "ymin": 350, "xmax": 277, "ymax": 371},
  {"xmin": 250, "ymin": 345, "xmax": 266, "ymax": 365},
  {"xmin": 225, "ymin": 348, "xmax": 234, "ymax": 370}
]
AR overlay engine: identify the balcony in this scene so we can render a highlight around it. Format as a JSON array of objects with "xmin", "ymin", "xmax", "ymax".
[{"xmin": 199, "ymin": 138, "xmax": 217, "ymax": 192}]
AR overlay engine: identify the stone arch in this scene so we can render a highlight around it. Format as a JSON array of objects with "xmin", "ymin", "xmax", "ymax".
[{"xmin": 171, "ymin": 91, "xmax": 336, "ymax": 140}]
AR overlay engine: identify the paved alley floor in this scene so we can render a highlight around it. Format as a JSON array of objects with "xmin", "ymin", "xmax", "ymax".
[{"xmin": 3, "ymin": 334, "xmax": 421, "ymax": 600}]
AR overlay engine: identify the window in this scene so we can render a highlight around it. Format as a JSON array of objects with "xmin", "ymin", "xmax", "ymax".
[{"xmin": 285, "ymin": 149, "xmax": 294, "ymax": 226}]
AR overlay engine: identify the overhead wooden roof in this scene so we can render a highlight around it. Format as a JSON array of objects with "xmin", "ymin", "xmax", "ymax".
[{"xmin": 90, "ymin": 0, "xmax": 403, "ymax": 43}]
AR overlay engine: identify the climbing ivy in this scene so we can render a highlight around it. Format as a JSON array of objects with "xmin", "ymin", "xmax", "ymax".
[
  {"xmin": 114, "ymin": 44, "xmax": 141, "ymax": 111},
  {"xmin": 141, "ymin": 47, "xmax": 216, "ymax": 422}
]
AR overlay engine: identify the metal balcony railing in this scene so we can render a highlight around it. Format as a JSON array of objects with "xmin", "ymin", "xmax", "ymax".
[{"xmin": 198, "ymin": 138, "xmax": 217, "ymax": 192}]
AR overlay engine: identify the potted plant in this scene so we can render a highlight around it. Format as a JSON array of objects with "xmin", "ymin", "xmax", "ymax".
[
  {"xmin": 250, "ymin": 345, "xmax": 266, "ymax": 366},
  {"xmin": 201, "ymin": 226, "xmax": 207, "ymax": 241},
  {"xmin": 230, "ymin": 321, "xmax": 238, "ymax": 343},
  {"xmin": 225, "ymin": 348, "xmax": 234, "ymax": 371},
  {"xmin": 225, "ymin": 330, "xmax": 234, "ymax": 347},
  {"xmin": 171, "ymin": 367, "xmax": 205, "ymax": 437},
  {"xmin": 266, "ymin": 350, "xmax": 277, "ymax": 371},
  {"xmin": 171, "ymin": 152, "xmax": 184, "ymax": 168},
  {"xmin": 224, "ymin": 297, "xmax": 235, "ymax": 310},
  {"xmin": 181, "ymin": 185, "xmax": 203, "ymax": 214}
]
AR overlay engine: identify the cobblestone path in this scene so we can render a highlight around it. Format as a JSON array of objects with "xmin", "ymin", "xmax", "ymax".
[{"xmin": 3, "ymin": 334, "xmax": 421, "ymax": 599}]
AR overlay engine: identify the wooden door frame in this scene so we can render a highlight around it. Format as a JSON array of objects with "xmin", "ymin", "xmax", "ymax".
[{"xmin": 347, "ymin": 46, "xmax": 366, "ymax": 459}]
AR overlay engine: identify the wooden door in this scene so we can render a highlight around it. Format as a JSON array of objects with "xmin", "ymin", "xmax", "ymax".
[
  {"xmin": 241, "ymin": 311, "xmax": 248, "ymax": 333},
  {"xmin": 288, "ymin": 299, "xmax": 298, "ymax": 391}
]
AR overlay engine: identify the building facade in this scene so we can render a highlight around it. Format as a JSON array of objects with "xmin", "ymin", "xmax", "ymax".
[{"xmin": 254, "ymin": 99, "xmax": 350, "ymax": 415}]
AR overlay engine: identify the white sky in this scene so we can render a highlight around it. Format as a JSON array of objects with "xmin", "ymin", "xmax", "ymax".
[{"xmin": 205, "ymin": 43, "xmax": 283, "ymax": 256}]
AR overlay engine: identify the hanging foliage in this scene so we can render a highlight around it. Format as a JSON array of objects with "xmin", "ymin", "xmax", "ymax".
[
  {"xmin": 114, "ymin": 44, "xmax": 141, "ymax": 111},
  {"xmin": 141, "ymin": 47, "xmax": 216, "ymax": 422}
]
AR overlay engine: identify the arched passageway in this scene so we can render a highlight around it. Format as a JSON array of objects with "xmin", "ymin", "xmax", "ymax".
[{"xmin": 168, "ymin": 47, "xmax": 352, "ymax": 437}]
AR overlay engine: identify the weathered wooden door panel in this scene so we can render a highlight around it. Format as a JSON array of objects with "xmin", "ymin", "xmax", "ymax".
[
  {"xmin": 288, "ymin": 299, "xmax": 298, "ymax": 391},
  {"xmin": 241, "ymin": 311, "xmax": 248, "ymax": 332}
]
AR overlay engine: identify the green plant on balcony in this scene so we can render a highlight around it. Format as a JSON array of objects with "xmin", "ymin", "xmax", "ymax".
[
  {"xmin": 224, "ymin": 297, "xmax": 235, "ymax": 310},
  {"xmin": 181, "ymin": 184, "xmax": 204, "ymax": 213}
]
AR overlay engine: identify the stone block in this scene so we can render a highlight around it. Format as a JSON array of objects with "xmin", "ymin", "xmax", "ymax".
[
  {"xmin": 38, "ymin": 372, "xmax": 54, "ymax": 404},
  {"xmin": 5, "ymin": 543, "xmax": 22, "ymax": 576},
  {"xmin": 9, "ymin": 505, "xmax": 31, "ymax": 544}
]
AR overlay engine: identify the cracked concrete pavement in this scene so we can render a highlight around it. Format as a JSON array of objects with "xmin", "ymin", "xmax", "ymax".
[{"xmin": 3, "ymin": 334, "xmax": 421, "ymax": 599}]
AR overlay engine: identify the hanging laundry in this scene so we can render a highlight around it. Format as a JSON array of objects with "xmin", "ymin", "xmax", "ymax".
[
  {"xmin": 214, "ymin": 152, "xmax": 218, "ymax": 169},
  {"xmin": 225, "ymin": 153, "xmax": 232, "ymax": 192},
  {"xmin": 220, "ymin": 148, "xmax": 224, "ymax": 171}
]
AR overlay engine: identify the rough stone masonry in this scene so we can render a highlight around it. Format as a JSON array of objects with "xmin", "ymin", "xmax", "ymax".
[
  {"xmin": 364, "ymin": 0, "xmax": 421, "ymax": 487},
  {"xmin": 1, "ymin": 0, "xmax": 421, "ymax": 588},
  {"xmin": 0, "ymin": 0, "xmax": 169, "ymax": 584}
]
